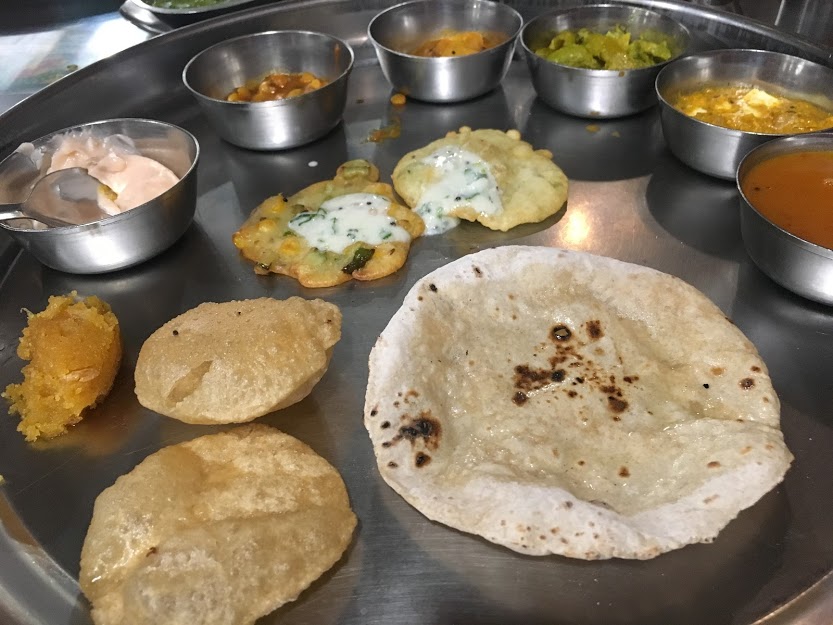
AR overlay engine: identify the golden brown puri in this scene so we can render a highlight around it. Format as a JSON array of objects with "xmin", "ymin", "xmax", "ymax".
[
  {"xmin": 134, "ymin": 297, "xmax": 340, "ymax": 424},
  {"xmin": 80, "ymin": 425, "xmax": 357, "ymax": 625}
]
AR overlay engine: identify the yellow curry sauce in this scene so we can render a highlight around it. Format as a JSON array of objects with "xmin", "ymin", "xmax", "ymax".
[
  {"xmin": 411, "ymin": 30, "xmax": 506, "ymax": 57},
  {"xmin": 227, "ymin": 72, "xmax": 328, "ymax": 102},
  {"xmin": 742, "ymin": 150, "xmax": 833, "ymax": 250},
  {"xmin": 672, "ymin": 86, "xmax": 833, "ymax": 134}
]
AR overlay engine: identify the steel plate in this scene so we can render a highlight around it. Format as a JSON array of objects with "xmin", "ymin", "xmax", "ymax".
[{"xmin": 1, "ymin": 1, "xmax": 832, "ymax": 624}]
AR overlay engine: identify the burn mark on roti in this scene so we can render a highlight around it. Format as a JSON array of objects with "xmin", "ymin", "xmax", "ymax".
[
  {"xmin": 708, "ymin": 461, "xmax": 721, "ymax": 468},
  {"xmin": 388, "ymin": 461, "xmax": 398, "ymax": 468},
  {"xmin": 370, "ymin": 407, "xmax": 378, "ymax": 417},
  {"xmin": 146, "ymin": 546, "xmax": 157, "ymax": 557},
  {"xmin": 711, "ymin": 366, "xmax": 725, "ymax": 376},
  {"xmin": 385, "ymin": 411, "xmax": 442, "ymax": 450},
  {"xmin": 751, "ymin": 365, "xmax": 761, "ymax": 372},
  {"xmin": 618, "ymin": 466, "xmax": 630, "ymax": 478},
  {"xmin": 415, "ymin": 452, "xmax": 431, "ymax": 467},
  {"xmin": 512, "ymin": 391, "xmax": 528, "ymax": 406},
  {"xmin": 585, "ymin": 320, "xmax": 603, "ymax": 340},
  {"xmin": 381, "ymin": 421, "xmax": 391, "ymax": 429},
  {"xmin": 740, "ymin": 377, "xmax": 755, "ymax": 389},
  {"xmin": 428, "ymin": 283, "xmax": 438, "ymax": 292},
  {"xmin": 608, "ymin": 396, "xmax": 628, "ymax": 413},
  {"xmin": 551, "ymin": 325, "xmax": 572, "ymax": 341},
  {"xmin": 473, "ymin": 266, "xmax": 482, "ymax": 277}
]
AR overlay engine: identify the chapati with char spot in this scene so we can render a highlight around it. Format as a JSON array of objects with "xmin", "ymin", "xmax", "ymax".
[{"xmin": 364, "ymin": 246, "xmax": 792, "ymax": 559}]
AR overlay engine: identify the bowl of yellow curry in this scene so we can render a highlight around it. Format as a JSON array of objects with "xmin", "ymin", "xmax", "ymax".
[
  {"xmin": 656, "ymin": 48, "xmax": 833, "ymax": 179},
  {"xmin": 183, "ymin": 30, "xmax": 354, "ymax": 150},
  {"xmin": 368, "ymin": 0, "xmax": 522, "ymax": 103},
  {"xmin": 520, "ymin": 4, "xmax": 690, "ymax": 118}
]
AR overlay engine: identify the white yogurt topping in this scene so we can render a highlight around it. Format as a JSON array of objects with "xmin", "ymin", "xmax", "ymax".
[
  {"xmin": 415, "ymin": 147, "xmax": 503, "ymax": 235},
  {"xmin": 45, "ymin": 132, "xmax": 179, "ymax": 214},
  {"xmin": 287, "ymin": 193, "xmax": 411, "ymax": 253}
]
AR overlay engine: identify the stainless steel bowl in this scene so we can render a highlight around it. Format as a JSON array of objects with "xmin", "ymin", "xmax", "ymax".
[
  {"xmin": 368, "ymin": 0, "xmax": 522, "ymax": 103},
  {"xmin": 738, "ymin": 133, "xmax": 833, "ymax": 305},
  {"xmin": 520, "ymin": 4, "xmax": 690, "ymax": 119},
  {"xmin": 0, "ymin": 118, "xmax": 199, "ymax": 274},
  {"xmin": 656, "ymin": 48, "xmax": 833, "ymax": 180},
  {"xmin": 183, "ymin": 30, "xmax": 354, "ymax": 150}
]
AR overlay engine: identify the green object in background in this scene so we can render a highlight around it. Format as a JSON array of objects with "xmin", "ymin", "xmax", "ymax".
[{"xmin": 534, "ymin": 26, "xmax": 673, "ymax": 70}]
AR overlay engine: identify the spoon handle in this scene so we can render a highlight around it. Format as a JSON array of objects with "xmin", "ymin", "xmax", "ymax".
[{"xmin": 0, "ymin": 208, "xmax": 74, "ymax": 228}]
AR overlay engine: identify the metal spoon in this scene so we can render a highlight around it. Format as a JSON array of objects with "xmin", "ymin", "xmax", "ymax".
[{"xmin": 0, "ymin": 167, "xmax": 112, "ymax": 228}]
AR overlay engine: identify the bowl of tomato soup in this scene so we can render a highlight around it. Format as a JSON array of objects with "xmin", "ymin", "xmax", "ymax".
[{"xmin": 738, "ymin": 133, "xmax": 833, "ymax": 305}]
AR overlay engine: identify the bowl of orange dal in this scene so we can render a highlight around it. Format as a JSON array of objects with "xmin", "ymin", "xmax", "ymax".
[
  {"xmin": 368, "ymin": 0, "xmax": 522, "ymax": 102},
  {"xmin": 738, "ymin": 133, "xmax": 833, "ymax": 305},
  {"xmin": 656, "ymin": 49, "xmax": 833, "ymax": 179},
  {"xmin": 0, "ymin": 118, "xmax": 199, "ymax": 274}
]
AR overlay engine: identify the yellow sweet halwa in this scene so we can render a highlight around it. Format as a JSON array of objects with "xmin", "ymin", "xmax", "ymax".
[{"xmin": 2, "ymin": 293, "xmax": 122, "ymax": 441}]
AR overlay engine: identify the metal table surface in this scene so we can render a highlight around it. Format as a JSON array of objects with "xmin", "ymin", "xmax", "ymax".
[{"xmin": 1, "ymin": 1, "xmax": 832, "ymax": 625}]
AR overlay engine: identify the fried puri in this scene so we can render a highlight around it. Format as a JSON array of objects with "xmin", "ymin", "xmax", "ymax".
[
  {"xmin": 80, "ymin": 425, "xmax": 357, "ymax": 625},
  {"xmin": 134, "ymin": 297, "xmax": 341, "ymax": 424}
]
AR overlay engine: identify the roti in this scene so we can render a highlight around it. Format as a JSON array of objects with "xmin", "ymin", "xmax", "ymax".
[
  {"xmin": 364, "ymin": 246, "xmax": 792, "ymax": 559},
  {"xmin": 79, "ymin": 425, "xmax": 356, "ymax": 625},
  {"xmin": 392, "ymin": 127, "xmax": 568, "ymax": 233},
  {"xmin": 134, "ymin": 297, "xmax": 340, "ymax": 424}
]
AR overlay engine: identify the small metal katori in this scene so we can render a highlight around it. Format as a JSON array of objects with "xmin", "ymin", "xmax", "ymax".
[
  {"xmin": 519, "ymin": 4, "xmax": 691, "ymax": 118},
  {"xmin": 183, "ymin": 30, "xmax": 354, "ymax": 151},
  {"xmin": 656, "ymin": 48, "xmax": 833, "ymax": 179},
  {"xmin": 368, "ymin": 0, "xmax": 523, "ymax": 103},
  {"xmin": 737, "ymin": 133, "xmax": 833, "ymax": 306},
  {"xmin": 0, "ymin": 118, "xmax": 199, "ymax": 274}
]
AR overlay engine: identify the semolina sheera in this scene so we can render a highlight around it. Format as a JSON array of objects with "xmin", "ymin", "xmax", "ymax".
[{"xmin": 3, "ymin": 293, "xmax": 121, "ymax": 441}]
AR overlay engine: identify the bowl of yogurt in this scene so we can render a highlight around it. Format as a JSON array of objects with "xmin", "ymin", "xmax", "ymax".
[{"xmin": 0, "ymin": 118, "xmax": 199, "ymax": 274}]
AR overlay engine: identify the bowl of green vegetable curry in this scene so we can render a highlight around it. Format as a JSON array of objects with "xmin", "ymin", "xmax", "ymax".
[{"xmin": 520, "ymin": 4, "xmax": 690, "ymax": 118}]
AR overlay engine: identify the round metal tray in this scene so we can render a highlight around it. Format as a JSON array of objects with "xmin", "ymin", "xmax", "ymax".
[{"xmin": 0, "ymin": 1, "xmax": 831, "ymax": 624}]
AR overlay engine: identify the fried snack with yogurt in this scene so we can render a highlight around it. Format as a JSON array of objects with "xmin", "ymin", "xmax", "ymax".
[
  {"xmin": 3, "ymin": 292, "xmax": 121, "ymax": 441},
  {"xmin": 233, "ymin": 159, "xmax": 424, "ymax": 288},
  {"xmin": 134, "ymin": 297, "xmax": 340, "ymax": 424},
  {"xmin": 392, "ymin": 127, "xmax": 568, "ymax": 233},
  {"xmin": 80, "ymin": 425, "xmax": 357, "ymax": 625},
  {"xmin": 365, "ymin": 246, "xmax": 792, "ymax": 560}
]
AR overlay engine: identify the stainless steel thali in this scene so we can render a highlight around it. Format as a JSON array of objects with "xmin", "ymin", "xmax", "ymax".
[{"xmin": 1, "ymin": 1, "xmax": 832, "ymax": 624}]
